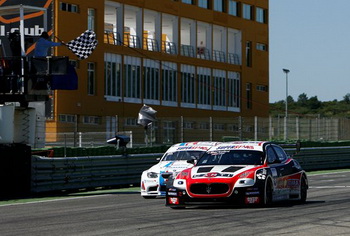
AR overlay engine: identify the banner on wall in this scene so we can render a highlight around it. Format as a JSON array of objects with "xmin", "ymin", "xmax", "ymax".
[{"xmin": 0, "ymin": 0, "xmax": 53, "ymax": 56}]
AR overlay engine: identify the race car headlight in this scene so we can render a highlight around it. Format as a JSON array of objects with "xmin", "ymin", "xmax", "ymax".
[{"xmin": 147, "ymin": 172, "xmax": 158, "ymax": 178}]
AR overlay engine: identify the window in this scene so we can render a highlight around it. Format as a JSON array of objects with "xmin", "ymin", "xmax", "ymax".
[
  {"xmin": 214, "ymin": 0, "xmax": 225, "ymax": 12},
  {"xmin": 162, "ymin": 62, "xmax": 177, "ymax": 106},
  {"xmin": 256, "ymin": 43, "xmax": 267, "ymax": 51},
  {"xmin": 60, "ymin": 2, "xmax": 79, "ymax": 13},
  {"xmin": 58, "ymin": 114, "xmax": 76, "ymax": 123},
  {"xmin": 214, "ymin": 123, "xmax": 225, "ymax": 131},
  {"xmin": 228, "ymin": 72, "xmax": 240, "ymax": 111},
  {"xmin": 124, "ymin": 56, "xmax": 141, "ymax": 103},
  {"xmin": 243, "ymin": 4, "xmax": 253, "ymax": 20},
  {"xmin": 184, "ymin": 121, "xmax": 194, "ymax": 129},
  {"xmin": 83, "ymin": 116, "xmax": 100, "ymax": 125},
  {"xmin": 246, "ymin": 41, "xmax": 252, "ymax": 67},
  {"xmin": 228, "ymin": 0, "xmax": 239, "ymax": 16},
  {"xmin": 87, "ymin": 62, "xmax": 95, "ymax": 95},
  {"xmin": 272, "ymin": 145, "xmax": 288, "ymax": 162},
  {"xmin": 197, "ymin": 67, "xmax": 211, "ymax": 108},
  {"xmin": 199, "ymin": 122, "xmax": 209, "ymax": 130},
  {"xmin": 181, "ymin": 65, "xmax": 195, "ymax": 107},
  {"xmin": 182, "ymin": 0, "xmax": 193, "ymax": 4},
  {"xmin": 246, "ymin": 83, "xmax": 252, "ymax": 109},
  {"xmin": 198, "ymin": 0, "xmax": 209, "ymax": 9},
  {"xmin": 125, "ymin": 118, "xmax": 138, "ymax": 126},
  {"xmin": 213, "ymin": 69, "xmax": 226, "ymax": 109},
  {"xmin": 88, "ymin": 8, "xmax": 95, "ymax": 31},
  {"xmin": 257, "ymin": 85, "xmax": 268, "ymax": 92},
  {"xmin": 143, "ymin": 59, "xmax": 160, "ymax": 103},
  {"xmin": 256, "ymin": 7, "xmax": 267, "ymax": 23},
  {"xmin": 104, "ymin": 53, "xmax": 122, "ymax": 99}
]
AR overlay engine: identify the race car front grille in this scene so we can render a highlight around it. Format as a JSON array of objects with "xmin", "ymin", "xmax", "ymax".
[{"xmin": 190, "ymin": 183, "xmax": 229, "ymax": 195}]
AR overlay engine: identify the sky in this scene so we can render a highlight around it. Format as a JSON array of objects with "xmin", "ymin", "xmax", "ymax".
[{"xmin": 269, "ymin": 0, "xmax": 350, "ymax": 102}]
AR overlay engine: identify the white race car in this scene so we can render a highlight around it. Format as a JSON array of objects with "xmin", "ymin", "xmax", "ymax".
[{"xmin": 141, "ymin": 142, "xmax": 220, "ymax": 198}]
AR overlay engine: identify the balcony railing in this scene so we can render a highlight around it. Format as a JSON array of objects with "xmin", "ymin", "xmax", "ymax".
[
  {"xmin": 162, "ymin": 41, "xmax": 177, "ymax": 55},
  {"xmin": 123, "ymin": 33, "xmax": 141, "ymax": 48},
  {"xmin": 213, "ymin": 50, "xmax": 226, "ymax": 63},
  {"xmin": 228, "ymin": 53, "xmax": 240, "ymax": 65},
  {"xmin": 197, "ymin": 47, "xmax": 211, "ymax": 60},
  {"xmin": 144, "ymin": 38, "xmax": 159, "ymax": 52},
  {"xmin": 104, "ymin": 30, "xmax": 121, "ymax": 45},
  {"xmin": 181, "ymin": 44, "xmax": 195, "ymax": 57}
]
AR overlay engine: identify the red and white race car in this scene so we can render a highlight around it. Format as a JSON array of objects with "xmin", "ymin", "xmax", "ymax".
[{"xmin": 166, "ymin": 141, "xmax": 308, "ymax": 208}]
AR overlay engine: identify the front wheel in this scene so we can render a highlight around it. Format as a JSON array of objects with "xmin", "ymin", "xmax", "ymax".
[{"xmin": 262, "ymin": 179, "xmax": 273, "ymax": 206}]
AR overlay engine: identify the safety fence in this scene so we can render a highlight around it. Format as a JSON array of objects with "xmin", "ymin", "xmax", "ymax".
[
  {"xmin": 45, "ymin": 116, "xmax": 350, "ymax": 148},
  {"xmin": 31, "ymin": 146, "xmax": 350, "ymax": 193}
]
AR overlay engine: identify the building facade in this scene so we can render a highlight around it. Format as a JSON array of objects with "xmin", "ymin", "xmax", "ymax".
[{"xmin": 48, "ymin": 0, "xmax": 269, "ymax": 143}]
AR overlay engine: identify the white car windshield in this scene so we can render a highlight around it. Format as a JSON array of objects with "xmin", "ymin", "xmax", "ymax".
[
  {"xmin": 162, "ymin": 151, "xmax": 204, "ymax": 161},
  {"xmin": 197, "ymin": 150, "xmax": 264, "ymax": 166}
]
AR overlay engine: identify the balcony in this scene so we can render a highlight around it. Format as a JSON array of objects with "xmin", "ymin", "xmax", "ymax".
[
  {"xmin": 104, "ymin": 30, "xmax": 121, "ymax": 45},
  {"xmin": 181, "ymin": 44, "xmax": 195, "ymax": 57},
  {"xmin": 162, "ymin": 41, "xmax": 177, "ymax": 55},
  {"xmin": 213, "ymin": 50, "xmax": 226, "ymax": 63},
  {"xmin": 144, "ymin": 38, "xmax": 159, "ymax": 52},
  {"xmin": 197, "ymin": 47, "xmax": 211, "ymax": 60},
  {"xmin": 228, "ymin": 53, "xmax": 240, "ymax": 65}
]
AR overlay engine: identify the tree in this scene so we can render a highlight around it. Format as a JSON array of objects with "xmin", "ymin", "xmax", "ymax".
[
  {"xmin": 297, "ymin": 93, "xmax": 308, "ymax": 106},
  {"xmin": 343, "ymin": 93, "xmax": 350, "ymax": 104}
]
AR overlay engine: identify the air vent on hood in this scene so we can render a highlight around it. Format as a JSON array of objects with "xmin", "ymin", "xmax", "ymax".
[
  {"xmin": 222, "ymin": 166, "xmax": 243, "ymax": 172},
  {"xmin": 197, "ymin": 167, "xmax": 213, "ymax": 173}
]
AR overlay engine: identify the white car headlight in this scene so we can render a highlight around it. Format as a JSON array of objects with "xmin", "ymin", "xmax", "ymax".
[{"xmin": 147, "ymin": 172, "xmax": 158, "ymax": 178}]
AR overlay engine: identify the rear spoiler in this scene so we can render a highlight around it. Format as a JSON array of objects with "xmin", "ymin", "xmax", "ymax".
[{"xmin": 277, "ymin": 140, "xmax": 301, "ymax": 155}]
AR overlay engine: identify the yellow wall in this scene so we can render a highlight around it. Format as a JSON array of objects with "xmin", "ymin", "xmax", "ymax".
[{"xmin": 49, "ymin": 0, "xmax": 269, "ymax": 133}]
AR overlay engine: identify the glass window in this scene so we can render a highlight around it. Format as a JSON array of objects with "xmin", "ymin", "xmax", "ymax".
[
  {"xmin": 88, "ymin": 8, "xmax": 95, "ymax": 31},
  {"xmin": 213, "ymin": 69, "xmax": 226, "ymax": 108},
  {"xmin": 182, "ymin": 0, "xmax": 193, "ymax": 4},
  {"xmin": 124, "ymin": 56, "xmax": 141, "ymax": 102},
  {"xmin": 198, "ymin": 0, "xmax": 209, "ymax": 9},
  {"xmin": 243, "ymin": 4, "xmax": 253, "ymax": 20},
  {"xmin": 228, "ymin": 0, "xmax": 239, "ymax": 16},
  {"xmin": 256, "ymin": 7, "xmax": 267, "ymax": 23},
  {"xmin": 214, "ymin": 0, "xmax": 225, "ymax": 12},
  {"xmin": 181, "ymin": 65, "xmax": 195, "ymax": 106},
  {"xmin": 104, "ymin": 53, "xmax": 122, "ymax": 98},
  {"xmin": 197, "ymin": 67, "xmax": 211, "ymax": 107},
  {"xmin": 228, "ymin": 72, "xmax": 240, "ymax": 110},
  {"xmin": 162, "ymin": 62, "xmax": 177, "ymax": 105},
  {"xmin": 87, "ymin": 62, "xmax": 95, "ymax": 95},
  {"xmin": 256, "ymin": 43, "xmax": 267, "ymax": 51},
  {"xmin": 267, "ymin": 146, "xmax": 278, "ymax": 164},
  {"xmin": 143, "ymin": 59, "xmax": 160, "ymax": 101},
  {"xmin": 272, "ymin": 146, "xmax": 288, "ymax": 162},
  {"xmin": 246, "ymin": 41, "xmax": 252, "ymax": 67}
]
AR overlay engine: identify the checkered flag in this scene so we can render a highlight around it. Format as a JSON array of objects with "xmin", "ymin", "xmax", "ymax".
[{"xmin": 66, "ymin": 30, "xmax": 98, "ymax": 60}]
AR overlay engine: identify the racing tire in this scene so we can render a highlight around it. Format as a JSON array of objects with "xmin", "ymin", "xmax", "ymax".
[
  {"xmin": 299, "ymin": 175, "xmax": 307, "ymax": 203},
  {"xmin": 262, "ymin": 179, "xmax": 273, "ymax": 206},
  {"xmin": 142, "ymin": 196, "xmax": 157, "ymax": 199}
]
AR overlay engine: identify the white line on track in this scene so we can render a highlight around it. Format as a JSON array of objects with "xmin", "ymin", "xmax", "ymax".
[
  {"xmin": 0, "ymin": 194, "xmax": 113, "ymax": 207},
  {"xmin": 310, "ymin": 186, "xmax": 350, "ymax": 189}
]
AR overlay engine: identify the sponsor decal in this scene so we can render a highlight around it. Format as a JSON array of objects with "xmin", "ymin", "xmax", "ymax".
[
  {"xmin": 245, "ymin": 191, "xmax": 260, "ymax": 196},
  {"xmin": 206, "ymin": 172, "xmax": 220, "ymax": 177},
  {"xmin": 168, "ymin": 192, "xmax": 178, "ymax": 196},
  {"xmin": 271, "ymin": 168, "xmax": 278, "ymax": 177},
  {"xmin": 169, "ymin": 197, "xmax": 179, "ymax": 205},
  {"xmin": 245, "ymin": 196, "xmax": 260, "ymax": 204}
]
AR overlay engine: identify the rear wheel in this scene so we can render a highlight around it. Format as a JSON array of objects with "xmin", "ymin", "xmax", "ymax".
[{"xmin": 299, "ymin": 175, "xmax": 307, "ymax": 203}]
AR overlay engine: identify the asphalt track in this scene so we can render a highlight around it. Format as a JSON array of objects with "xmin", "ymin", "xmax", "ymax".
[{"xmin": 1, "ymin": 171, "xmax": 350, "ymax": 236}]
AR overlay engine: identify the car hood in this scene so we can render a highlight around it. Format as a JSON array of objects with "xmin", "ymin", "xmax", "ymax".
[
  {"xmin": 148, "ymin": 161, "xmax": 194, "ymax": 174},
  {"xmin": 190, "ymin": 165, "xmax": 256, "ymax": 178}
]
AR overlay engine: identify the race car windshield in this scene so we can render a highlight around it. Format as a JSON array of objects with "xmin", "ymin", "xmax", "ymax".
[
  {"xmin": 162, "ymin": 151, "xmax": 204, "ymax": 161},
  {"xmin": 196, "ymin": 150, "xmax": 264, "ymax": 166}
]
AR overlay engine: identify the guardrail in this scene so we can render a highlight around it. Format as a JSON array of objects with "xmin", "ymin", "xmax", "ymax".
[
  {"xmin": 31, "ymin": 153, "xmax": 162, "ymax": 193},
  {"xmin": 31, "ymin": 147, "xmax": 350, "ymax": 193}
]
